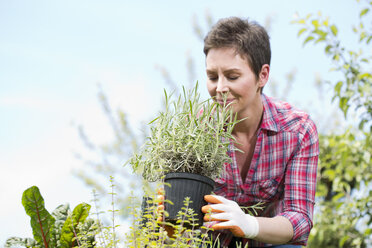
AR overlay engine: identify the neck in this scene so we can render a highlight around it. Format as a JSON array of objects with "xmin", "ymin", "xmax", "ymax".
[{"xmin": 233, "ymin": 100, "xmax": 263, "ymax": 139}]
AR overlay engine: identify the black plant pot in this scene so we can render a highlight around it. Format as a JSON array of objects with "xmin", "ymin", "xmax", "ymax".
[{"xmin": 164, "ymin": 172, "xmax": 215, "ymax": 228}]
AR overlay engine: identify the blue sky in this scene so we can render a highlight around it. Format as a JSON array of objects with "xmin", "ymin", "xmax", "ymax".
[{"xmin": 0, "ymin": 0, "xmax": 366, "ymax": 245}]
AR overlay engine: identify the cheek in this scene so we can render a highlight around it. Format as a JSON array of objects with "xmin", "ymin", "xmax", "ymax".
[{"xmin": 206, "ymin": 82, "xmax": 216, "ymax": 97}]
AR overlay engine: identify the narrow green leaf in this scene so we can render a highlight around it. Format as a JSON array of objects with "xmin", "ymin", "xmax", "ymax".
[
  {"xmin": 323, "ymin": 18, "xmax": 329, "ymax": 27},
  {"xmin": 339, "ymin": 97, "xmax": 349, "ymax": 117},
  {"xmin": 60, "ymin": 203, "xmax": 91, "ymax": 248},
  {"xmin": 367, "ymin": 35, "xmax": 372, "ymax": 44},
  {"xmin": 330, "ymin": 25, "xmax": 338, "ymax": 36},
  {"xmin": 22, "ymin": 186, "xmax": 55, "ymax": 248},
  {"xmin": 333, "ymin": 192, "xmax": 345, "ymax": 201},
  {"xmin": 303, "ymin": 36, "xmax": 315, "ymax": 45},
  {"xmin": 333, "ymin": 53, "xmax": 340, "ymax": 61},
  {"xmin": 297, "ymin": 19, "xmax": 306, "ymax": 24},
  {"xmin": 339, "ymin": 235, "xmax": 349, "ymax": 247},
  {"xmin": 315, "ymin": 37, "xmax": 326, "ymax": 44},
  {"xmin": 334, "ymin": 81, "xmax": 343, "ymax": 95},
  {"xmin": 325, "ymin": 44, "xmax": 332, "ymax": 54},
  {"xmin": 297, "ymin": 28, "xmax": 307, "ymax": 37},
  {"xmin": 313, "ymin": 29, "xmax": 328, "ymax": 38},
  {"xmin": 358, "ymin": 73, "xmax": 371, "ymax": 80},
  {"xmin": 360, "ymin": 8, "xmax": 369, "ymax": 17},
  {"xmin": 360, "ymin": 31, "xmax": 367, "ymax": 42}
]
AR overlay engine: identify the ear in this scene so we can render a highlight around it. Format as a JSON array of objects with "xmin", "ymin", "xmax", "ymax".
[{"xmin": 258, "ymin": 64, "xmax": 270, "ymax": 88}]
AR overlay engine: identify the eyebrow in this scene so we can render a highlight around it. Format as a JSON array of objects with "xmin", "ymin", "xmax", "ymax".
[{"xmin": 206, "ymin": 68, "xmax": 241, "ymax": 74}]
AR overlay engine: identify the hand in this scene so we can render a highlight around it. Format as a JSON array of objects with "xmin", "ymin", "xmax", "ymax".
[
  {"xmin": 156, "ymin": 187, "xmax": 175, "ymax": 238},
  {"xmin": 202, "ymin": 195, "xmax": 259, "ymax": 239},
  {"xmin": 156, "ymin": 187, "xmax": 165, "ymax": 222}
]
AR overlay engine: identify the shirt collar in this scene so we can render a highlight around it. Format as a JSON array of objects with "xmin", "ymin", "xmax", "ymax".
[{"xmin": 260, "ymin": 94, "xmax": 280, "ymax": 132}]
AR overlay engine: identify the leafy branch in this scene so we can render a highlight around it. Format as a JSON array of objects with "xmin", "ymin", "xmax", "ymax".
[{"xmin": 293, "ymin": 1, "xmax": 372, "ymax": 131}]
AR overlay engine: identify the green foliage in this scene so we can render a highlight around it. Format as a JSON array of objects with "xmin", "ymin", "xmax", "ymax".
[
  {"xmin": 293, "ymin": 0, "xmax": 372, "ymax": 131},
  {"xmin": 21, "ymin": 186, "xmax": 56, "ymax": 248},
  {"xmin": 125, "ymin": 191, "xmax": 216, "ymax": 248},
  {"xmin": 60, "ymin": 203, "xmax": 93, "ymax": 248},
  {"xmin": 5, "ymin": 186, "xmax": 98, "ymax": 248},
  {"xmin": 311, "ymin": 131, "xmax": 372, "ymax": 247},
  {"xmin": 293, "ymin": 2, "xmax": 372, "ymax": 247},
  {"xmin": 130, "ymin": 83, "xmax": 241, "ymax": 182}
]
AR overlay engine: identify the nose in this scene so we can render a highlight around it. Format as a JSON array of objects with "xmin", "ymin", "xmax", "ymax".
[{"xmin": 216, "ymin": 78, "xmax": 229, "ymax": 94}]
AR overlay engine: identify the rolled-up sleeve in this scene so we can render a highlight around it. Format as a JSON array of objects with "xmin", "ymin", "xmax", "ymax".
[{"xmin": 278, "ymin": 118, "xmax": 319, "ymax": 245}]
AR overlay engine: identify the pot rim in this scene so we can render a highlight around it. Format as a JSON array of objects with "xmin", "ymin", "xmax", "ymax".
[{"xmin": 165, "ymin": 172, "xmax": 215, "ymax": 188}]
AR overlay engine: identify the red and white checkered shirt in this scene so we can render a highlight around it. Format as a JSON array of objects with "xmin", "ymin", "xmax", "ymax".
[{"xmin": 213, "ymin": 94, "xmax": 319, "ymax": 247}]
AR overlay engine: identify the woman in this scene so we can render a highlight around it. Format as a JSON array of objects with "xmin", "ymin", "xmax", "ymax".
[{"xmin": 201, "ymin": 17, "xmax": 319, "ymax": 247}]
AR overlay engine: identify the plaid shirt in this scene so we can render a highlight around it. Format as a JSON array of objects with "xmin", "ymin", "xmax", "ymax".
[{"xmin": 213, "ymin": 94, "xmax": 319, "ymax": 247}]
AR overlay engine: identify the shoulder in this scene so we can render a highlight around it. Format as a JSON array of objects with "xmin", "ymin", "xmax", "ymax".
[{"xmin": 262, "ymin": 94, "xmax": 317, "ymax": 137}]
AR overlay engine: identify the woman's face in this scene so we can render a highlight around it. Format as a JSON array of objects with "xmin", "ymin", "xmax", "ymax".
[{"xmin": 205, "ymin": 47, "xmax": 268, "ymax": 118}]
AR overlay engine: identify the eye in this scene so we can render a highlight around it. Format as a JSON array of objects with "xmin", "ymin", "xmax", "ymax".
[
  {"xmin": 228, "ymin": 75, "xmax": 239, "ymax": 81},
  {"xmin": 207, "ymin": 75, "xmax": 218, "ymax": 82}
]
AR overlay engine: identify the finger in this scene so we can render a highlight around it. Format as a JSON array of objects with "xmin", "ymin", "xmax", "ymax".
[
  {"xmin": 212, "ymin": 223, "xmax": 245, "ymax": 237},
  {"xmin": 205, "ymin": 203, "xmax": 234, "ymax": 213},
  {"xmin": 157, "ymin": 194, "xmax": 164, "ymax": 205},
  {"xmin": 201, "ymin": 205, "xmax": 224, "ymax": 214},
  {"xmin": 157, "ymin": 187, "xmax": 164, "ymax": 195},
  {"xmin": 157, "ymin": 216, "xmax": 163, "ymax": 222},
  {"xmin": 156, "ymin": 204, "xmax": 164, "ymax": 222},
  {"xmin": 203, "ymin": 213, "xmax": 213, "ymax": 222},
  {"xmin": 207, "ymin": 212, "xmax": 231, "ymax": 222},
  {"xmin": 204, "ymin": 221, "xmax": 214, "ymax": 228},
  {"xmin": 203, "ymin": 213, "xmax": 227, "ymax": 222},
  {"xmin": 204, "ymin": 195, "xmax": 230, "ymax": 204}
]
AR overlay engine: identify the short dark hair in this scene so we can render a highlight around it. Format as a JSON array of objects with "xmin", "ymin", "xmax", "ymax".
[{"xmin": 203, "ymin": 17, "xmax": 271, "ymax": 79}]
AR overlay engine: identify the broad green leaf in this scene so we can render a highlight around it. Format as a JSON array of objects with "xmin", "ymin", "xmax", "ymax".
[
  {"xmin": 60, "ymin": 203, "xmax": 91, "ymax": 248},
  {"xmin": 52, "ymin": 204, "xmax": 69, "ymax": 222},
  {"xmin": 330, "ymin": 25, "xmax": 338, "ymax": 36},
  {"xmin": 22, "ymin": 186, "xmax": 55, "ymax": 248},
  {"xmin": 311, "ymin": 19, "xmax": 320, "ymax": 28},
  {"xmin": 51, "ymin": 204, "xmax": 70, "ymax": 243}
]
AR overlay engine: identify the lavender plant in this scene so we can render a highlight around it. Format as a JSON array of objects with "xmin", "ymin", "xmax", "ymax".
[{"xmin": 129, "ymin": 83, "xmax": 241, "ymax": 182}]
